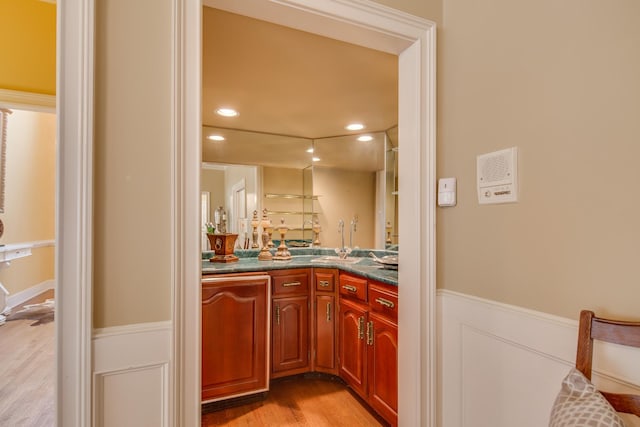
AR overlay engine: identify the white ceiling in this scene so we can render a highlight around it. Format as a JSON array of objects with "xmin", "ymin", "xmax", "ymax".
[{"xmin": 202, "ymin": 7, "xmax": 399, "ymax": 140}]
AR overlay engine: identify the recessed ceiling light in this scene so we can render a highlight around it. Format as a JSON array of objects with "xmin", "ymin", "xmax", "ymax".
[
  {"xmin": 312, "ymin": 157, "xmax": 320, "ymax": 162},
  {"xmin": 207, "ymin": 135, "xmax": 225, "ymax": 141},
  {"xmin": 215, "ymin": 108, "xmax": 239, "ymax": 117},
  {"xmin": 357, "ymin": 135, "xmax": 373, "ymax": 142},
  {"xmin": 346, "ymin": 123, "xmax": 365, "ymax": 131},
  {"xmin": 306, "ymin": 148, "xmax": 314, "ymax": 153}
]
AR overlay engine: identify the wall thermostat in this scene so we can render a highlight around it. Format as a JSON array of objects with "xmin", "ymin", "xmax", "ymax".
[{"xmin": 477, "ymin": 147, "xmax": 518, "ymax": 204}]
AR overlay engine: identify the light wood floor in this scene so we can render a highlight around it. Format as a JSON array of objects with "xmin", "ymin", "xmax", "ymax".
[
  {"xmin": 0, "ymin": 290, "xmax": 55, "ymax": 427},
  {"xmin": 202, "ymin": 375, "xmax": 388, "ymax": 427}
]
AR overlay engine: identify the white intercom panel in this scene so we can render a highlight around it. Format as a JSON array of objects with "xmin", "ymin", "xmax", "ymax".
[{"xmin": 477, "ymin": 147, "xmax": 518, "ymax": 204}]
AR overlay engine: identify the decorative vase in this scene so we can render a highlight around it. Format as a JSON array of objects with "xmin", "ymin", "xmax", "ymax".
[{"xmin": 207, "ymin": 233, "xmax": 239, "ymax": 263}]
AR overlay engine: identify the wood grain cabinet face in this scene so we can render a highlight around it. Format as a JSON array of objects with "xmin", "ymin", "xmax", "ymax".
[
  {"xmin": 367, "ymin": 312, "xmax": 398, "ymax": 424},
  {"xmin": 272, "ymin": 295, "xmax": 309, "ymax": 376},
  {"xmin": 270, "ymin": 269, "xmax": 311, "ymax": 378},
  {"xmin": 338, "ymin": 297, "xmax": 368, "ymax": 398},
  {"xmin": 338, "ymin": 273, "xmax": 398, "ymax": 426},
  {"xmin": 312, "ymin": 268, "xmax": 338, "ymax": 374},
  {"xmin": 201, "ymin": 275, "xmax": 270, "ymax": 402}
]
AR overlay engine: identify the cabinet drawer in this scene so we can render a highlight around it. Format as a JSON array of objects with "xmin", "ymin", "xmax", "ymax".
[
  {"xmin": 369, "ymin": 283, "xmax": 398, "ymax": 321},
  {"xmin": 339, "ymin": 274, "xmax": 367, "ymax": 303},
  {"xmin": 271, "ymin": 269, "xmax": 310, "ymax": 296},
  {"xmin": 314, "ymin": 268, "xmax": 337, "ymax": 292}
]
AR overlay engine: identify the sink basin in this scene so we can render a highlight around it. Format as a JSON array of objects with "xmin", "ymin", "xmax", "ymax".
[{"xmin": 311, "ymin": 256, "xmax": 362, "ymax": 264}]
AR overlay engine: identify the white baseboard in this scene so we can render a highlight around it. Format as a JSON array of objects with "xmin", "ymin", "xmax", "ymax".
[
  {"xmin": 437, "ymin": 290, "xmax": 640, "ymax": 427},
  {"xmin": 92, "ymin": 321, "xmax": 171, "ymax": 427},
  {"xmin": 6, "ymin": 279, "xmax": 55, "ymax": 309}
]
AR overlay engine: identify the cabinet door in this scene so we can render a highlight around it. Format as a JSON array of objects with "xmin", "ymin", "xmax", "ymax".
[
  {"xmin": 202, "ymin": 276, "xmax": 269, "ymax": 402},
  {"xmin": 367, "ymin": 312, "xmax": 398, "ymax": 425},
  {"xmin": 314, "ymin": 294, "xmax": 336, "ymax": 373},
  {"xmin": 272, "ymin": 295, "xmax": 309, "ymax": 376},
  {"xmin": 338, "ymin": 298, "xmax": 368, "ymax": 398}
]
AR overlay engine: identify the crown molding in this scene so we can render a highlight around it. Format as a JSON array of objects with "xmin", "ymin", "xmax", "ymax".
[{"xmin": 0, "ymin": 89, "xmax": 56, "ymax": 113}]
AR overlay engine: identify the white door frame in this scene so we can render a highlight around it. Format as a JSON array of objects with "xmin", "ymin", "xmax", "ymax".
[
  {"xmin": 58, "ymin": 0, "xmax": 436, "ymax": 425},
  {"xmin": 179, "ymin": 1, "xmax": 436, "ymax": 426},
  {"xmin": 57, "ymin": 0, "xmax": 95, "ymax": 425}
]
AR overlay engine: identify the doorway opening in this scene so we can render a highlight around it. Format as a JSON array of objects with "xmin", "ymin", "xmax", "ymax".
[{"xmin": 179, "ymin": 1, "xmax": 437, "ymax": 425}]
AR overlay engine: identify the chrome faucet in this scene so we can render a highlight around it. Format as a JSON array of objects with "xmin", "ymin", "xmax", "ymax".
[
  {"xmin": 336, "ymin": 218, "xmax": 355, "ymax": 259},
  {"xmin": 350, "ymin": 215, "xmax": 358, "ymax": 249}
]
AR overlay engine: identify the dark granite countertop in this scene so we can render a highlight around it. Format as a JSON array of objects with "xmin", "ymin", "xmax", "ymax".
[{"xmin": 202, "ymin": 248, "xmax": 398, "ymax": 286}]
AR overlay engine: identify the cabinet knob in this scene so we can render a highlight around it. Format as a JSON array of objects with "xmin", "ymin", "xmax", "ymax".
[{"xmin": 319, "ymin": 280, "xmax": 330, "ymax": 287}]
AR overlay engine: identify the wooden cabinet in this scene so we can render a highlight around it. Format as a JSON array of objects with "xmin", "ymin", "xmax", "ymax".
[
  {"xmin": 338, "ymin": 297, "xmax": 368, "ymax": 397},
  {"xmin": 201, "ymin": 274, "xmax": 270, "ymax": 402},
  {"xmin": 338, "ymin": 273, "xmax": 398, "ymax": 426},
  {"xmin": 270, "ymin": 269, "xmax": 310, "ymax": 378},
  {"xmin": 312, "ymin": 268, "xmax": 338, "ymax": 374}
]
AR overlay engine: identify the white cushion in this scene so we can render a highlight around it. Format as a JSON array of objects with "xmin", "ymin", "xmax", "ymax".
[{"xmin": 549, "ymin": 368, "xmax": 627, "ymax": 427}]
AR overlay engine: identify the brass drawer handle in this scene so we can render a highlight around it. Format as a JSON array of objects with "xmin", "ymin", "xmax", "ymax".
[
  {"xmin": 276, "ymin": 304, "xmax": 280, "ymax": 325},
  {"xmin": 319, "ymin": 280, "xmax": 330, "ymax": 287},
  {"xmin": 358, "ymin": 316, "xmax": 365, "ymax": 340},
  {"xmin": 366, "ymin": 320, "xmax": 374, "ymax": 346},
  {"xmin": 326, "ymin": 302, "xmax": 331, "ymax": 322},
  {"xmin": 375, "ymin": 297, "xmax": 395, "ymax": 309},
  {"xmin": 282, "ymin": 281, "xmax": 301, "ymax": 287},
  {"xmin": 342, "ymin": 284, "xmax": 357, "ymax": 293}
]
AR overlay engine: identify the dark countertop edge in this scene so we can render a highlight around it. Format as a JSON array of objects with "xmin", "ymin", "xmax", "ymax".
[{"xmin": 201, "ymin": 255, "xmax": 398, "ymax": 286}]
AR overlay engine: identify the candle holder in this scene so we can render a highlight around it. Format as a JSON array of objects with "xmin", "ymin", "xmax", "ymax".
[
  {"xmin": 272, "ymin": 218, "xmax": 292, "ymax": 261},
  {"xmin": 258, "ymin": 210, "xmax": 273, "ymax": 261},
  {"xmin": 262, "ymin": 208, "xmax": 275, "ymax": 248},
  {"xmin": 250, "ymin": 210, "xmax": 260, "ymax": 248},
  {"xmin": 312, "ymin": 219, "xmax": 322, "ymax": 247}
]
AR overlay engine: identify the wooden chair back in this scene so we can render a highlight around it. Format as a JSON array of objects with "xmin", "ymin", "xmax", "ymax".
[{"xmin": 576, "ymin": 310, "xmax": 640, "ymax": 416}]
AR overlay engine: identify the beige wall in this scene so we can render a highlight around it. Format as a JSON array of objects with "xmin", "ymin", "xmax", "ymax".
[
  {"xmin": 313, "ymin": 167, "xmax": 376, "ymax": 249},
  {"xmin": 201, "ymin": 168, "xmax": 226, "ymax": 223},
  {"xmin": 93, "ymin": 0, "xmax": 172, "ymax": 328},
  {"xmin": 0, "ymin": 109, "xmax": 55, "ymax": 294},
  {"xmin": 373, "ymin": 0, "xmax": 441, "ymax": 24},
  {"xmin": 437, "ymin": 0, "xmax": 640, "ymax": 320}
]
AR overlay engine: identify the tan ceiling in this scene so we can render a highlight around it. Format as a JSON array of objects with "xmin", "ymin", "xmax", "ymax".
[{"xmin": 202, "ymin": 7, "xmax": 398, "ymax": 140}]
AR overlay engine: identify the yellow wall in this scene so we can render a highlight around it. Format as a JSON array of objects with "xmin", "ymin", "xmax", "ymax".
[
  {"xmin": 0, "ymin": 110, "xmax": 55, "ymax": 294},
  {"xmin": 437, "ymin": 0, "xmax": 640, "ymax": 320},
  {"xmin": 0, "ymin": 0, "xmax": 56, "ymax": 95},
  {"xmin": 93, "ymin": 0, "xmax": 172, "ymax": 328}
]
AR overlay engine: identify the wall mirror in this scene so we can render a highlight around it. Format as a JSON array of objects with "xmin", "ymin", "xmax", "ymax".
[
  {"xmin": 201, "ymin": 6, "xmax": 399, "ymax": 251},
  {"xmin": 201, "ymin": 125, "xmax": 398, "ymax": 250}
]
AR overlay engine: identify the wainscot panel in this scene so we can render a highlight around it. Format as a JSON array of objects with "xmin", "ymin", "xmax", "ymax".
[
  {"xmin": 93, "ymin": 322, "xmax": 171, "ymax": 427},
  {"xmin": 437, "ymin": 290, "xmax": 640, "ymax": 427}
]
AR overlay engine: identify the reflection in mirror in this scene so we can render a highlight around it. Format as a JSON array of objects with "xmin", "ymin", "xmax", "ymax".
[
  {"xmin": 385, "ymin": 126, "xmax": 398, "ymax": 249},
  {"xmin": 201, "ymin": 126, "xmax": 398, "ymax": 250},
  {"xmin": 201, "ymin": 163, "xmax": 259, "ymax": 250}
]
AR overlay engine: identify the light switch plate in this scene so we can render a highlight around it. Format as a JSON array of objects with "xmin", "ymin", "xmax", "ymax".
[{"xmin": 438, "ymin": 178, "xmax": 457, "ymax": 207}]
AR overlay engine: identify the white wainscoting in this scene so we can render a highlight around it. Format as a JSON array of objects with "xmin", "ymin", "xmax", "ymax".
[
  {"xmin": 437, "ymin": 290, "xmax": 640, "ymax": 427},
  {"xmin": 92, "ymin": 321, "xmax": 171, "ymax": 427}
]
